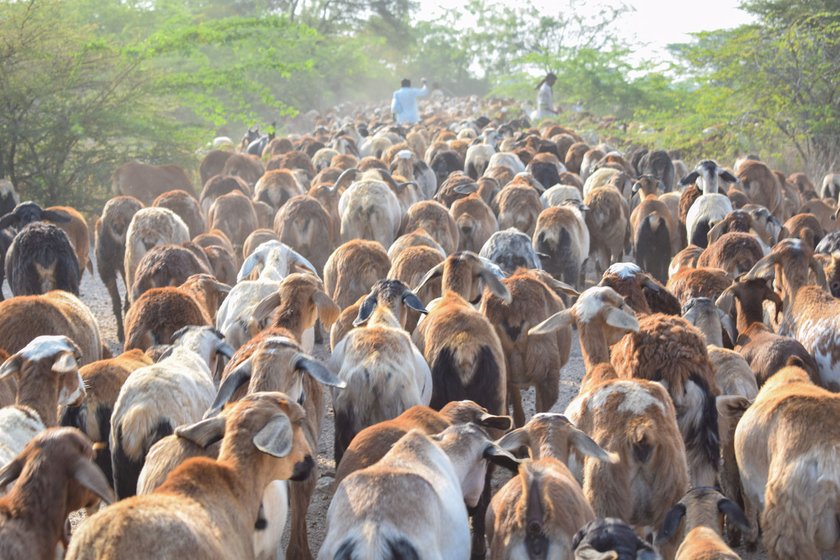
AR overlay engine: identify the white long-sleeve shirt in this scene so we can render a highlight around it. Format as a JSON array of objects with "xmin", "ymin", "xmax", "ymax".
[
  {"xmin": 391, "ymin": 85, "xmax": 429, "ymax": 124},
  {"xmin": 531, "ymin": 82, "xmax": 555, "ymax": 120}
]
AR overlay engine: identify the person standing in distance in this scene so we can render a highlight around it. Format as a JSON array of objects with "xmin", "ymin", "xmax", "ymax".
[
  {"xmin": 391, "ymin": 77, "xmax": 429, "ymax": 125},
  {"xmin": 531, "ymin": 72, "xmax": 558, "ymax": 120}
]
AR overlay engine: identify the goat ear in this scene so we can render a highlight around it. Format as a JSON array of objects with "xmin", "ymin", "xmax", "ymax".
[
  {"xmin": 655, "ymin": 503, "xmax": 686, "ymax": 545},
  {"xmin": 570, "ymin": 429, "xmax": 620, "ymax": 464},
  {"xmin": 495, "ymin": 427, "xmax": 530, "ymax": 456},
  {"xmin": 477, "ymin": 412, "xmax": 512, "ymax": 431},
  {"xmin": 72, "ymin": 457, "xmax": 116, "ymax": 505},
  {"xmin": 413, "ymin": 261, "xmax": 445, "ymax": 294},
  {"xmin": 293, "ymin": 353, "xmax": 346, "ymax": 388},
  {"xmin": 480, "ymin": 268, "xmax": 511, "ymax": 303},
  {"xmin": 719, "ymin": 170, "xmax": 738, "ymax": 183},
  {"xmin": 252, "ymin": 292, "xmax": 282, "ymax": 328},
  {"xmin": 353, "ymin": 294, "xmax": 378, "ymax": 327},
  {"xmin": 206, "ymin": 358, "xmax": 252, "ymax": 418},
  {"xmin": 253, "ymin": 413, "xmax": 293, "ymax": 458},
  {"xmin": 453, "ymin": 182, "xmax": 479, "ymax": 195},
  {"xmin": 718, "ymin": 498, "xmax": 750, "ymax": 531},
  {"xmin": 536, "ymin": 272, "xmax": 579, "ymax": 298},
  {"xmin": 716, "ymin": 395, "xmax": 752, "ymax": 419},
  {"xmin": 714, "ymin": 286, "xmax": 735, "ymax": 315},
  {"xmin": 742, "ymin": 253, "xmax": 778, "ymax": 282},
  {"xmin": 176, "ymin": 415, "xmax": 227, "ymax": 448},
  {"xmin": 237, "ymin": 249, "xmax": 264, "ymax": 282},
  {"xmin": 679, "ymin": 171, "xmax": 699, "ymax": 187},
  {"xmin": 402, "ymin": 291, "xmax": 429, "ymax": 315},
  {"xmin": 604, "ymin": 307, "xmax": 640, "ymax": 332},
  {"xmin": 706, "ymin": 220, "xmax": 727, "ymax": 245},
  {"xmin": 51, "ymin": 351, "xmax": 78, "ymax": 373},
  {"xmin": 529, "ymin": 308, "xmax": 575, "ymax": 335},
  {"xmin": 0, "ymin": 355, "xmax": 22, "ymax": 380},
  {"xmin": 483, "ymin": 443, "xmax": 521, "ymax": 473},
  {"xmin": 0, "ymin": 457, "xmax": 23, "ymax": 489},
  {"xmin": 42, "ymin": 210, "xmax": 71, "ymax": 223},
  {"xmin": 312, "ymin": 291, "xmax": 340, "ymax": 327},
  {"xmin": 717, "ymin": 309, "xmax": 737, "ymax": 346},
  {"xmin": 631, "ymin": 181, "xmax": 641, "ymax": 194}
]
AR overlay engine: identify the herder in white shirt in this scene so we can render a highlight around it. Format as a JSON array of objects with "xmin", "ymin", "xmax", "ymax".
[
  {"xmin": 531, "ymin": 72, "xmax": 558, "ymax": 121},
  {"xmin": 391, "ymin": 77, "xmax": 428, "ymax": 125}
]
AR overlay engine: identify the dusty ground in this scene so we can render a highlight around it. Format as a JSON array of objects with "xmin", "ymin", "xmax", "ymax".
[{"xmin": 70, "ymin": 250, "xmax": 768, "ymax": 559}]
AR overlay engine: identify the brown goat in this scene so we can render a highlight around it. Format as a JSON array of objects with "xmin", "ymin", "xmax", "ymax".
[
  {"xmin": 273, "ymin": 195, "xmax": 334, "ymax": 273},
  {"xmin": 123, "ymin": 287, "xmax": 209, "ymax": 352},
  {"xmin": 323, "ymin": 239, "xmax": 391, "ymax": 310},
  {"xmin": 697, "ymin": 232, "xmax": 764, "ymax": 277},
  {"xmin": 112, "ymin": 162, "xmax": 194, "ymax": 205}
]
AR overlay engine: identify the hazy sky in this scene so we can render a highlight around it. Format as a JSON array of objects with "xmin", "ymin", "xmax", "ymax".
[{"xmin": 416, "ymin": 0, "xmax": 755, "ymax": 61}]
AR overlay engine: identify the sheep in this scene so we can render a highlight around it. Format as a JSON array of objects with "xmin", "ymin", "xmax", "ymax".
[
  {"xmin": 124, "ymin": 207, "xmax": 190, "ymax": 296},
  {"xmin": 570, "ymin": 378, "xmax": 690, "ymax": 545},
  {"xmin": 44, "ymin": 205, "xmax": 92, "ymax": 278},
  {"xmin": 533, "ymin": 202, "xmax": 590, "ymax": 288},
  {"xmin": 0, "ymin": 290, "xmax": 102, "ymax": 365},
  {"xmin": 736, "ymin": 159, "xmax": 784, "ymax": 219},
  {"xmin": 123, "ymin": 286, "xmax": 210, "ymax": 352},
  {"xmin": 112, "ymin": 162, "xmax": 194, "ymax": 205},
  {"xmin": 573, "ymin": 518, "xmax": 661, "ymax": 559},
  {"xmin": 481, "ymin": 270, "xmax": 577, "ymax": 426},
  {"xmin": 5, "ymin": 222, "xmax": 80, "ymax": 297},
  {"xmin": 734, "ymin": 364, "xmax": 840, "ymax": 557},
  {"xmin": 450, "ymin": 193, "xmax": 498, "ymax": 253},
  {"xmin": 199, "ymin": 175, "xmax": 251, "ymax": 215},
  {"xmin": 680, "ymin": 160, "xmax": 738, "ymax": 247},
  {"xmin": 151, "ymin": 190, "xmax": 206, "ymax": 240},
  {"xmin": 585, "ymin": 185, "xmax": 629, "ymax": 277},
  {"xmin": 143, "ymin": 334, "xmax": 343, "ymax": 560},
  {"xmin": 715, "ymin": 277, "xmax": 820, "ymax": 386},
  {"xmin": 324, "ymin": 239, "xmax": 391, "ymax": 310},
  {"xmin": 599, "ymin": 262, "xmax": 681, "ymax": 316},
  {"xmin": 319, "ymin": 423, "xmax": 521, "ymax": 560},
  {"xmin": 67, "ymin": 392, "xmax": 313, "ymax": 560},
  {"xmin": 741, "ymin": 238, "xmax": 840, "ymax": 389},
  {"xmin": 60, "ymin": 349, "xmax": 153, "ymax": 487},
  {"xmin": 486, "ymin": 413, "xmax": 618, "ymax": 560},
  {"xmin": 666, "ymin": 266, "xmax": 732, "ymax": 306},
  {"xmin": 329, "ymin": 280, "xmax": 431, "ymax": 464},
  {"xmin": 335, "ymin": 168, "xmax": 403, "ymax": 248},
  {"xmin": 207, "ymin": 191, "xmax": 259, "ymax": 254},
  {"xmin": 697, "ymin": 231, "xmax": 764, "ymax": 277},
  {"xmin": 110, "ymin": 326, "xmax": 234, "ymax": 499},
  {"xmin": 611, "ymin": 313, "xmax": 720, "ymax": 488},
  {"xmin": 0, "ymin": 428, "xmax": 114, "ymax": 560},
  {"xmin": 655, "ymin": 487, "xmax": 749, "ymax": 560},
  {"xmin": 0, "ymin": 335, "xmax": 85, "ymax": 467},
  {"xmin": 402, "ymin": 200, "xmax": 460, "ymax": 255},
  {"xmin": 497, "ymin": 181, "xmax": 544, "ymax": 237},
  {"xmin": 129, "ymin": 242, "xmax": 211, "ymax": 302},
  {"xmin": 273, "ymin": 194, "xmax": 335, "ymax": 274}
]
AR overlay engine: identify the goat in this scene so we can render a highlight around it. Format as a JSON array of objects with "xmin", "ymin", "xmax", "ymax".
[
  {"xmin": 599, "ymin": 262, "xmax": 681, "ymax": 316},
  {"xmin": 451, "ymin": 193, "xmax": 498, "ymax": 253},
  {"xmin": 573, "ymin": 518, "xmax": 660, "ymax": 559},
  {"xmin": 5, "ymin": 222, "xmax": 80, "ymax": 297},
  {"xmin": 44, "ymin": 205, "xmax": 92, "ymax": 278},
  {"xmin": 533, "ymin": 202, "xmax": 590, "ymax": 288},
  {"xmin": 585, "ymin": 185, "xmax": 629, "ymax": 278},
  {"xmin": 324, "ymin": 239, "xmax": 391, "ymax": 310},
  {"xmin": 123, "ymin": 286, "xmax": 210, "ymax": 352},
  {"xmin": 207, "ymin": 191, "xmax": 259, "ymax": 255},
  {"xmin": 68, "ymin": 392, "xmax": 314, "ymax": 560},
  {"xmin": 335, "ymin": 168, "xmax": 403, "ymax": 248},
  {"xmin": 153, "ymin": 190, "xmax": 206, "ymax": 239},
  {"xmin": 319, "ymin": 423, "xmax": 521, "ymax": 560},
  {"xmin": 780, "ymin": 212, "xmax": 824, "ymax": 249},
  {"xmin": 112, "ymin": 162, "xmax": 193, "ymax": 205},
  {"xmin": 666, "ymin": 266, "xmax": 732, "ymax": 307},
  {"xmin": 329, "ymin": 280, "xmax": 431, "ymax": 464},
  {"xmin": 222, "ymin": 152, "xmax": 265, "ymax": 187},
  {"xmin": 697, "ymin": 231, "xmax": 764, "ymax": 277},
  {"xmin": 0, "ymin": 428, "xmax": 114, "ymax": 560},
  {"xmin": 680, "ymin": 160, "xmax": 738, "ymax": 248},
  {"xmin": 497, "ymin": 181, "xmax": 544, "ymax": 237},
  {"xmin": 611, "ymin": 313, "xmax": 720, "ymax": 487},
  {"xmin": 129, "ymin": 243, "xmax": 212, "ymax": 302},
  {"xmin": 254, "ymin": 169, "xmax": 305, "ymax": 212},
  {"xmin": 199, "ymin": 175, "xmax": 251, "ymax": 215},
  {"xmin": 402, "ymin": 200, "xmax": 460, "ymax": 255},
  {"xmin": 631, "ymin": 176, "xmax": 678, "ymax": 282},
  {"xmin": 682, "ymin": 297, "xmax": 734, "ymax": 348},
  {"xmin": 110, "ymin": 326, "xmax": 234, "ymax": 499},
  {"xmin": 481, "ymin": 270, "xmax": 577, "ymax": 426},
  {"xmin": 479, "ymin": 227, "xmax": 541, "ymax": 275},
  {"xmin": 736, "ymin": 160, "xmax": 784, "ymax": 219},
  {"xmin": 124, "ymin": 207, "xmax": 190, "ymax": 296},
  {"xmin": 274, "ymin": 194, "xmax": 335, "ymax": 274}
]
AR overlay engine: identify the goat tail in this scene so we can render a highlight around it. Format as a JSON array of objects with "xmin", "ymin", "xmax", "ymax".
[{"xmin": 335, "ymin": 523, "xmax": 419, "ymax": 560}]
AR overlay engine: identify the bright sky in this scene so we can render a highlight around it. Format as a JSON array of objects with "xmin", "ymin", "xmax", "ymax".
[{"xmin": 416, "ymin": 0, "xmax": 755, "ymax": 62}]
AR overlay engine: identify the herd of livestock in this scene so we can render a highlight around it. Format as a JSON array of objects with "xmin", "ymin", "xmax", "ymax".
[{"xmin": 1, "ymin": 95, "xmax": 840, "ymax": 559}]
